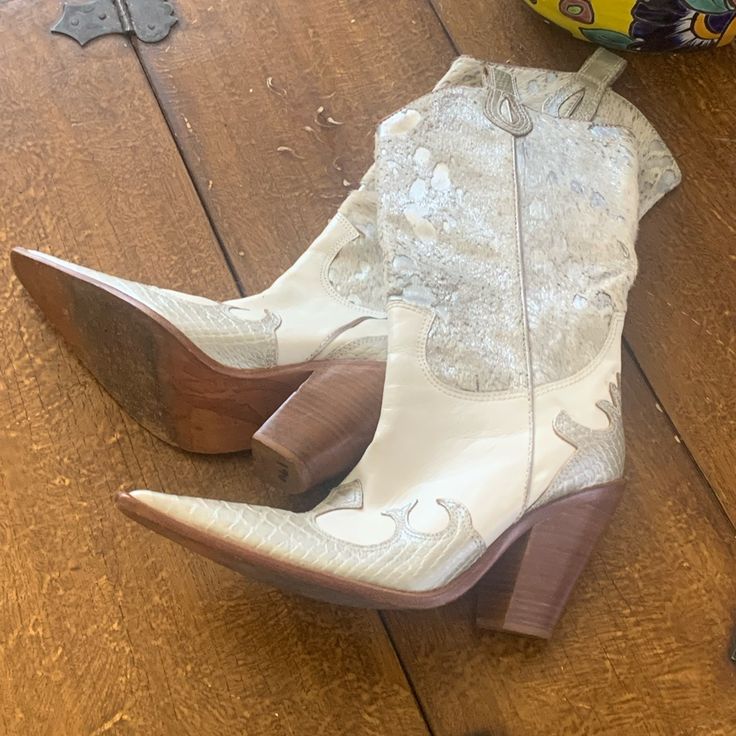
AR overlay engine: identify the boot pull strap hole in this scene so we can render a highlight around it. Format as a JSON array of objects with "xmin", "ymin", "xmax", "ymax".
[
  {"xmin": 483, "ymin": 67, "xmax": 533, "ymax": 137},
  {"xmin": 544, "ymin": 48, "xmax": 627, "ymax": 121}
]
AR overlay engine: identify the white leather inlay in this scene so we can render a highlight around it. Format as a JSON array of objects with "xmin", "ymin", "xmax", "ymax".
[
  {"xmin": 318, "ymin": 304, "xmax": 623, "ymax": 546},
  {"xmin": 34, "ymin": 210, "xmax": 389, "ymax": 369},
  {"xmin": 227, "ymin": 213, "xmax": 386, "ymax": 365}
]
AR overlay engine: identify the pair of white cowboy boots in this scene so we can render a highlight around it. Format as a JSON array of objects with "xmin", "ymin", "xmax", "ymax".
[{"xmin": 14, "ymin": 49, "xmax": 679, "ymax": 637}]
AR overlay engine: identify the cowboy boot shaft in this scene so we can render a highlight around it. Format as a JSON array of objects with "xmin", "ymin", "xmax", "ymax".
[{"xmin": 378, "ymin": 87, "xmax": 639, "ymax": 393}]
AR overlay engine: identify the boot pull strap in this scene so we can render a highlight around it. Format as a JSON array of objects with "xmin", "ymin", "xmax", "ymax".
[
  {"xmin": 483, "ymin": 67, "xmax": 533, "ymax": 137},
  {"xmin": 544, "ymin": 48, "xmax": 626, "ymax": 121}
]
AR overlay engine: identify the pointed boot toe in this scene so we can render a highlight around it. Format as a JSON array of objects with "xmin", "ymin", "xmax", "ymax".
[{"xmin": 114, "ymin": 490, "xmax": 290, "ymax": 586}]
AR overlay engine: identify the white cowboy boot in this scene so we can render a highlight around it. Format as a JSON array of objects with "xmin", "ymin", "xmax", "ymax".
[
  {"xmin": 14, "ymin": 49, "xmax": 678, "ymax": 494},
  {"xmin": 115, "ymin": 52, "xmax": 679, "ymax": 638},
  {"xmin": 12, "ymin": 181, "xmax": 387, "ymax": 494}
]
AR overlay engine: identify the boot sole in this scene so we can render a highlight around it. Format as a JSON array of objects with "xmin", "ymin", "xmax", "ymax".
[
  {"xmin": 116, "ymin": 480, "xmax": 624, "ymax": 638},
  {"xmin": 11, "ymin": 247, "xmax": 384, "ymax": 492}
]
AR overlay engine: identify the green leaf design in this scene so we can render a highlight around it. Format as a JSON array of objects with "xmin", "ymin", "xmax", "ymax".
[
  {"xmin": 685, "ymin": 0, "xmax": 734, "ymax": 13},
  {"xmin": 581, "ymin": 28, "xmax": 634, "ymax": 49}
]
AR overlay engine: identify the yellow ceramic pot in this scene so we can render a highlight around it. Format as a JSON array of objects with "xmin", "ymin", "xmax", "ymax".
[{"xmin": 524, "ymin": 0, "xmax": 736, "ymax": 50}]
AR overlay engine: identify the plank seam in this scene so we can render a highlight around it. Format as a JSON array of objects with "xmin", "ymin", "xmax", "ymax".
[
  {"xmin": 427, "ymin": 0, "xmax": 463, "ymax": 54},
  {"xmin": 379, "ymin": 611, "xmax": 437, "ymax": 736},
  {"xmin": 623, "ymin": 338, "xmax": 736, "ymax": 532},
  {"xmin": 128, "ymin": 39, "xmax": 248, "ymax": 297}
]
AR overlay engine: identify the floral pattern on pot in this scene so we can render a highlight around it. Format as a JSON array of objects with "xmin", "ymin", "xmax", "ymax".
[{"xmin": 524, "ymin": 0, "xmax": 736, "ymax": 50}]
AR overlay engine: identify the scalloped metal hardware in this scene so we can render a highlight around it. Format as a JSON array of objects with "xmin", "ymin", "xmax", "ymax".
[{"xmin": 51, "ymin": 0, "xmax": 177, "ymax": 46}]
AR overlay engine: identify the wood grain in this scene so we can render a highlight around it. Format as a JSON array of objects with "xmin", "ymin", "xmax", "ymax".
[
  {"xmin": 428, "ymin": 0, "xmax": 736, "ymax": 526},
  {"xmin": 132, "ymin": 0, "xmax": 456, "ymax": 292},
  {"xmin": 0, "ymin": 3, "xmax": 428, "ymax": 734},
  {"xmin": 385, "ymin": 349, "xmax": 736, "ymax": 736}
]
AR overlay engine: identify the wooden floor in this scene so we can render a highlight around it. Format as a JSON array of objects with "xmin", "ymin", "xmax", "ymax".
[{"xmin": 1, "ymin": 1, "xmax": 735, "ymax": 733}]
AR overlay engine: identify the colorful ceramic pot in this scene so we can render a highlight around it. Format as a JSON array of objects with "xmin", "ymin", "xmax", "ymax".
[{"xmin": 524, "ymin": 0, "xmax": 736, "ymax": 50}]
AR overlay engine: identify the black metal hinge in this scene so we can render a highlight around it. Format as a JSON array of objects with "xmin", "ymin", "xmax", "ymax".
[{"xmin": 52, "ymin": 0, "xmax": 177, "ymax": 46}]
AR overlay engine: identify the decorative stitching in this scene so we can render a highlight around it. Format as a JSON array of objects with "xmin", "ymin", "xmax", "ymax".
[
  {"xmin": 483, "ymin": 67, "xmax": 534, "ymax": 136},
  {"xmin": 307, "ymin": 482, "xmax": 485, "ymax": 555},
  {"xmin": 389, "ymin": 302, "xmax": 624, "ymax": 404}
]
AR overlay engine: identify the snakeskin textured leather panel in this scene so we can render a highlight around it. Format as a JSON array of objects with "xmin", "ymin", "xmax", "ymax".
[
  {"xmin": 138, "ymin": 480, "xmax": 486, "ymax": 593},
  {"xmin": 531, "ymin": 378, "xmax": 625, "ymax": 510},
  {"xmin": 104, "ymin": 276, "xmax": 281, "ymax": 369},
  {"xmin": 323, "ymin": 335, "xmax": 388, "ymax": 361}
]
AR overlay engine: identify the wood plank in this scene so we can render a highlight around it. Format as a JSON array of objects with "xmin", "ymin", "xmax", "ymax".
[
  {"xmin": 427, "ymin": 0, "xmax": 736, "ymax": 525},
  {"xmin": 384, "ymin": 349, "xmax": 736, "ymax": 736},
  {"xmin": 0, "ymin": 3, "xmax": 428, "ymax": 734},
  {"xmin": 132, "ymin": 0, "xmax": 456, "ymax": 292}
]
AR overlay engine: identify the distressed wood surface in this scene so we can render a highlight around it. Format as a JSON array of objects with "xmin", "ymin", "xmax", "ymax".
[
  {"xmin": 133, "ymin": 0, "xmax": 456, "ymax": 292},
  {"xmin": 0, "ymin": 3, "xmax": 428, "ymax": 734},
  {"xmin": 429, "ymin": 0, "xmax": 736, "ymax": 525}
]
